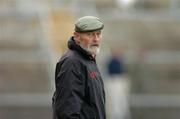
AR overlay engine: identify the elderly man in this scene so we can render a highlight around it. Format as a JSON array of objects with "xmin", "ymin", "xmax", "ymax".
[{"xmin": 52, "ymin": 16, "xmax": 106, "ymax": 119}]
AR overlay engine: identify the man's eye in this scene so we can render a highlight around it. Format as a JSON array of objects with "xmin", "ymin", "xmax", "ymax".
[{"xmin": 97, "ymin": 31, "xmax": 101, "ymax": 34}]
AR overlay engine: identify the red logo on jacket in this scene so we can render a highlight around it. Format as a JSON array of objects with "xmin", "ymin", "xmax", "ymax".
[{"xmin": 89, "ymin": 71, "xmax": 97, "ymax": 79}]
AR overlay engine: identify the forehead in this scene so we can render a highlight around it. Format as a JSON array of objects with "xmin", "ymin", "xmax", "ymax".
[{"xmin": 81, "ymin": 30, "xmax": 102, "ymax": 34}]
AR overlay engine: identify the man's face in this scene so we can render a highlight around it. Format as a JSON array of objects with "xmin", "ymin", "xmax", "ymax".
[{"xmin": 74, "ymin": 30, "xmax": 102, "ymax": 56}]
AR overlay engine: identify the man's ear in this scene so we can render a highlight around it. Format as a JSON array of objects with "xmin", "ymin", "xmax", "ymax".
[{"xmin": 74, "ymin": 32, "xmax": 80, "ymax": 44}]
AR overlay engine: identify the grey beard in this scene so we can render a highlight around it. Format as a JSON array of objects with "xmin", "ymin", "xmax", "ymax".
[{"xmin": 79, "ymin": 43, "xmax": 100, "ymax": 56}]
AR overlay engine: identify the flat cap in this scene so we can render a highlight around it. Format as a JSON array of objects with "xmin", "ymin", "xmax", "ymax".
[{"xmin": 75, "ymin": 16, "xmax": 104, "ymax": 32}]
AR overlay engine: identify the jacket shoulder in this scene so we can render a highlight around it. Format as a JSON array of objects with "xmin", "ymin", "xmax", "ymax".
[
  {"xmin": 57, "ymin": 50, "xmax": 85, "ymax": 71},
  {"xmin": 59, "ymin": 50, "xmax": 77, "ymax": 61}
]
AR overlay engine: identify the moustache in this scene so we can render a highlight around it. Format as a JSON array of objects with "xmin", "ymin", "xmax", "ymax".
[{"xmin": 90, "ymin": 44, "xmax": 99, "ymax": 47}]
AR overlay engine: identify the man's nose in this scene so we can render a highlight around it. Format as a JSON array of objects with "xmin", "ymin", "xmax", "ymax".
[{"xmin": 93, "ymin": 34, "xmax": 99, "ymax": 42}]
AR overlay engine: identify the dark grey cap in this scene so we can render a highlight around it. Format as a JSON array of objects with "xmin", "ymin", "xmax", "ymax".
[{"xmin": 75, "ymin": 16, "xmax": 104, "ymax": 32}]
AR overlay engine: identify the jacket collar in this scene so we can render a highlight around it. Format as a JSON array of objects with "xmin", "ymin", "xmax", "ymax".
[{"xmin": 68, "ymin": 37, "xmax": 95, "ymax": 60}]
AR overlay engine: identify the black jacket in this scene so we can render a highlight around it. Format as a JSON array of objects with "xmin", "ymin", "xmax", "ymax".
[{"xmin": 52, "ymin": 37, "xmax": 106, "ymax": 119}]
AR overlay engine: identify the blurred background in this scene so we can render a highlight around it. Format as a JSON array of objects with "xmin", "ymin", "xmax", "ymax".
[{"xmin": 0, "ymin": 0, "xmax": 180, "ymax": 119}]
